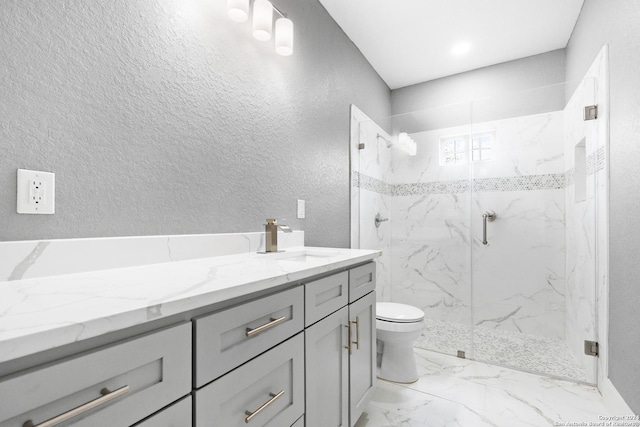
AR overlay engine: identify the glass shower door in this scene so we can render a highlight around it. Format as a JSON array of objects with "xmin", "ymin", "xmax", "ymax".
[
  {"xmin": 469, "ymin": 80, "xmax": 599, "ymax": 383},
  {"xmin": 350, "ymin": 105, "xmax": 393, "ymax": 302},
  {"xmin": 384, "ymin": 103, "xmax": 475, "ymax": 359}
]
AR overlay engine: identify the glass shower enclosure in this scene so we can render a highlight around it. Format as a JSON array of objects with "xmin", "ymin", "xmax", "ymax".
[{"xmin": 350, "ymin": 76, "xmax": 606, "ymax": 384}]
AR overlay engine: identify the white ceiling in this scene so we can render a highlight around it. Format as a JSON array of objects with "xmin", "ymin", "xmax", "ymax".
[{"xmin": 318, "ymin": 0, "xmax": 584, "ymax": 90}]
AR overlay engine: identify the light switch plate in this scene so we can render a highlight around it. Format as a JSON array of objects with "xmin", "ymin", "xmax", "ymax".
[
  {"xmin": 297, "ymin": 199, "xmax": 305, "ymax": 219},
  {"xmin": 17, "ymin": 169, "xmax": 55, "ymax": 214}
]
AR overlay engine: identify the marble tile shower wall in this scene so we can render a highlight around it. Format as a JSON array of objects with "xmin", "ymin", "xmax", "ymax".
[{"xmin": 388, "ymin": 112, "xmax": 568, "ymax": 343}]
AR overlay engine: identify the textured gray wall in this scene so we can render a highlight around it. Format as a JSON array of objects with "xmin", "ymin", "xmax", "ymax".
[
  {"xmin": 0, "ymin": 0, "xmax": 390, "ymax": 247},
  {"xmin": 566, "ymin": 0, "xmax": 640, "ymax": 413}
]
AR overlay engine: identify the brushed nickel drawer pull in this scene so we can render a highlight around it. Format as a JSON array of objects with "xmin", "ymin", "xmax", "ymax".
[
  {"xmin": 245, "ymin": 316, "xmax": 286, "ymax": 337},
  {"xmin": 244, "ymin": 390, "xmax": 285, "ymax": 423},
  {"xmin": 351, "ymin": 317, "xmax": 360, "ymax": 350},
  {"xmin": 22, "ymin": 385, "xmax": 130, "ymax": 427}
]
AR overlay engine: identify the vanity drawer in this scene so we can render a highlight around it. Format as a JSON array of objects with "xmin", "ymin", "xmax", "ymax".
[
  {"xmin": 291, "ymin": 415, "xmax": 304, "ymax": 427},
  {"xmin": 195, "ymin": 333, "xmax": 304, "ymax": 427},
  {"xmin": 194, "ymin": 286, "xmax": 303, "ymax": 387},
  {"xmin": 134, "ymin": 396, "xmax": 192, "ymax": 427},
  {"xmin": 349, "ymin": 262, "xmax": 376, "ymax": 302},
  {"xmin": 305, "ymin": 271, "xmax": 349, "ymax": 326},
  {"xmin": 0, "ymin": 323, "xmax": 191, "ymax": 427}
]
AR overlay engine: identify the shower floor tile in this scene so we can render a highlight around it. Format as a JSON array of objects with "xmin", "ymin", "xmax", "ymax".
[
  {"xmin": 417, "ymin": 318, "xmax": 588, "ymax": 383},
  {"xmin": 355, "ymin": 350, "xmax": 613, "ymax": 427}
]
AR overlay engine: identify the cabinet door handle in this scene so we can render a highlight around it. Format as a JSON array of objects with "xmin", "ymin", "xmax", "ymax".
[
  {"xmin": 344, "ymin": 324, "xmax": 352, "ymax": 354},
  {"xmin": 245, "ymin": 316, "xmax": 286, "ymax": 337},
  {"xmin": 244, "ymin": 390, "xmax": 285, "ymax": 423},
  {"xmin": 22, "ymin": 385, "xmax": 130, "ymax": 427},
  {"xmin": 350, "ymin": 317, "xmax": 360, "ymax": 350}
]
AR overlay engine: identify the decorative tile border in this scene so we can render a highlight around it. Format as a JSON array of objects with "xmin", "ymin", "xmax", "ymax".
[
  {"xmin": 352, "ymin": 171, "xmax": 393, "ymax": 195},
  {"xmin": 356, "ymin": 173, "xmax": 565, "ymax": 195},
  {"xmin": 393, "ymin": 180, "xmax": 470, "ymax": 196},
  {"xmin": 354, "ymin": 153, "xmax": 606, "ymax": 196},
  {"xmin": 565, "ymin": 169, "xmax": 575, "ymax": 187},
  {"xmin": 473, "ymin": 174, "xmax": 565, "ymax": 192}
]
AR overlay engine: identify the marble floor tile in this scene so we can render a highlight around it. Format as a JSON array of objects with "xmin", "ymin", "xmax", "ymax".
[{"xmin": 357, "ymin": 349, "xmax": 615, "ymax": 427}]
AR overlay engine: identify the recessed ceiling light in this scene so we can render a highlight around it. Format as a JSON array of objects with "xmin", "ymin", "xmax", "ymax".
[{"xmin": 451, "ymin": 42, "xmax": 471, "ymax": 56}]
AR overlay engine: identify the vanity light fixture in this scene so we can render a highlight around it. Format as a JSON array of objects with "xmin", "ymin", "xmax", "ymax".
[
  {"xmin": 275, "ymin": 16, "xmax": 293, "ymax": 56},
  {"xmin": 226, "ymin": 0, "xmax": 250, "ymax": 23},
  {"xmin": 252, "ymin": 0, "xmax": 273, "ymax": 41},
  {"xmin": 227, "ymin": 0, "xmax": 294, "ymax": 56}
]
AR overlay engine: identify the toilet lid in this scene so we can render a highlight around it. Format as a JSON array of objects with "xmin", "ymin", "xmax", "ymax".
[{"xmin": 376, "ymin": 302, "xmax": 425, "ymax": 323}]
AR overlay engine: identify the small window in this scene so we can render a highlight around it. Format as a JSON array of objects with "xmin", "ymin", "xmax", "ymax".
[
  {"xmin": 471, "ymin": 132, "xmax": 493, "ymax": 162},
  {"xmin": 440, "ymin": 131, "xmax": 494, "ymax": 165},
  {"xmin": 440, "ymin": 135, "xmax": 468, "ymax": 165}
]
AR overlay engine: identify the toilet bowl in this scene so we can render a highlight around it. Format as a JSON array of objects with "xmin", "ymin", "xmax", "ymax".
[{"xmin": 376, "ymin": 302, "xmax": 425, "ymax": 383}]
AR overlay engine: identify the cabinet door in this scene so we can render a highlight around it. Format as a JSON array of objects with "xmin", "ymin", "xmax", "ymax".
[
  {"xmin": 305, "ymin": 307, "xmax": 349, "ymax": 427},
  {"xmin": 348, "ymin": 292, "xmax": 376, "ymax": 427}
]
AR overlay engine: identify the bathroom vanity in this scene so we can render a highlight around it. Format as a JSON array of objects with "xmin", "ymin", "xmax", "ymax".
[{"xmin": 0, "ymin": 240, "xmax": 379, "ymax": 427}]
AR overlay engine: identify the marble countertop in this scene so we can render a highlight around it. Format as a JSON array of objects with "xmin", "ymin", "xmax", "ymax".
[{"xmin": 0, "ymin": 246, "xmax": 380, "ymax": 364}]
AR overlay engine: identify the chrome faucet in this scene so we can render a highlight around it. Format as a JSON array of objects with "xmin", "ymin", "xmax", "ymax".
[{"xmin": 265, "ymin": 218, "xmax": 292, "ymax": 253}]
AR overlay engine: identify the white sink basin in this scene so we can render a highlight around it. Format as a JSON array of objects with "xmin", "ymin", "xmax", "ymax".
[{"xmin": 260, "ymin": 249, "xmax": 342, "ymax": 262}]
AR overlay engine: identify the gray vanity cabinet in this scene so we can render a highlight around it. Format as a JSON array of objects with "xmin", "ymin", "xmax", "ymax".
[
  {"xmin": 305, "ymin": 262, "xmax": 377, "ymax": 427},
  {"xmin": 0, "ymin": 258, "xmax": 377, "ymax": 427}
]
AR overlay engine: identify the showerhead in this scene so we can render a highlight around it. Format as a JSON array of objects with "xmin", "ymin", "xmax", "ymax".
[{"xmin": 377, "ymin": 133, "xmax": 392, "ymax": 148}]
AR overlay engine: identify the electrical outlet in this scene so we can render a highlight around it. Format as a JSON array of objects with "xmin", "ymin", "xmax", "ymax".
[
  {"xmin": 17, "ymin": 169, "xmax": 55, "ymax": 214},
  {"xmin": 297, "ymin": 199, "xmax": 305, "ymax": 219}
]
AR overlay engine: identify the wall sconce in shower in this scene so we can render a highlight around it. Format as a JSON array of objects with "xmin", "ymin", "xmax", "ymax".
[
  {"xmin": 398, "ymin": 132, "xmax": 417, "ymax": 156},
  {"xmin": 226, "ymin": 0, "xmax": 294, "ymax": 56}
]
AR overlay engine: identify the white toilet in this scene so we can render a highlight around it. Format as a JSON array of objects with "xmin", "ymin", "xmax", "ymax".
[{"xmin": 376, "ymin": 302, "xmax": 425, "ymax": 383}]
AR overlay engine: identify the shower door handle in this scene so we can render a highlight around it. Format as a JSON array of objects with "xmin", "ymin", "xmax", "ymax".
[{"xmin": 482, "ymin": 211, "xmax": 497, "ymax": 245}]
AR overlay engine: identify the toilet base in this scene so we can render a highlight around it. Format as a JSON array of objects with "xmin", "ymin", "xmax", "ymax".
[{"xmin": 377, "ymin": 339, "xmax": 419, "ymax": 383}]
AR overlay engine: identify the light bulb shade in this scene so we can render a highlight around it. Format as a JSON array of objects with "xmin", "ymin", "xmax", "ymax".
[
  {"xmin": 398, "ymin": 132, "xmax": 417, "ymax": 156},
  {"xmin": 252, "ymin": 0, "xmax": 273, "ymax": 41},
  {"xmin": 275, "ymin": 18, "xmax": 293, "ymax": 56},
  {"xmin": 227, "ymin": 0, "xmax": 249, "ymax": 23}
]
